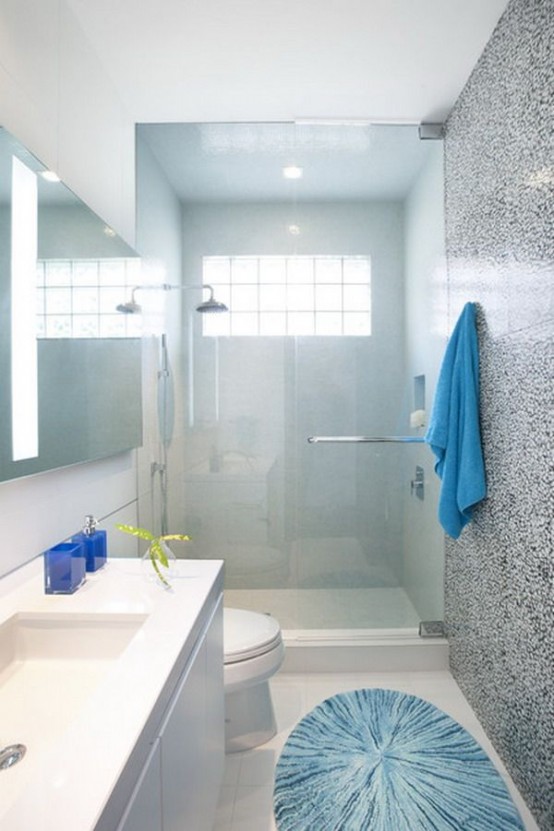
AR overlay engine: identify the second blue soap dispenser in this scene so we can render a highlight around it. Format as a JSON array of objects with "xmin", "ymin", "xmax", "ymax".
[{"xmin": 73, "ymin": 515, "xmax": 107, "ymax": 572}]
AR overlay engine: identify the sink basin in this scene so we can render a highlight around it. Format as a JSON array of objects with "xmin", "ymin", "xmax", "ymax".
[
  {"xmin": 0, "ymin": 612, "xmax": 147, "ymax": 782},
  {"xmin": 0, "ymin": 612, "xmax": 147, "ymax": 666}
]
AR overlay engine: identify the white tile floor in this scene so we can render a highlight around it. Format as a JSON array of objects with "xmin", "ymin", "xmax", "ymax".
[{"xmin": 213, "ymin": 670, "xmax": 539, "ymax": 831}]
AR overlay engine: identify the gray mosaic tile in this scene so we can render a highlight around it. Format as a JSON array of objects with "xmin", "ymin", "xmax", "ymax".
[{"xmin": 444, "ymin": 1, "xmax": 554, "ymax": 828}]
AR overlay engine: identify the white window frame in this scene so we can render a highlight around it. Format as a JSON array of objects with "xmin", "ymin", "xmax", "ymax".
[{"xmin": 201, "ymin": 255, "xmax": 371, "ymax": 337}]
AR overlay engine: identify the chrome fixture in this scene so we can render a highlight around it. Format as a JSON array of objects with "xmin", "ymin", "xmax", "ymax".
[
  {"xmin": 115, "ymin": 294, "xmax": 141, "ymax": 314},
  {"xmin": 418, "ymin": 123, "xmax": 444, "ymax": 140},
  {"xmin": 307, "ymin": 435, "xmax": 425, "ymax": 443},
  {"xmin": 0, "ymin": 744, "xmax": 26, "ymax": 770},
  {"xmin": 116, "ymin": 283, "xmax": 228, "ymax": 314},
  {"xmin": 195, "ymin": 285, "xmax": 229, "ymax": 314},
  {"xmin": 410, "ymin": 465, "xmax": 425, "ymax": 500},
  {"xmin": 419, "ymin": 621, "xmax": 445, "ymax": 638}
]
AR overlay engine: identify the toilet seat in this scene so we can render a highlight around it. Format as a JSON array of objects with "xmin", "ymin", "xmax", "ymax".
[
  {"xmin": 224, "ymin": 640, "xmax": 284, "ymax": 693},
  {"xmin": 223, "ymin": 608, "xmax": 284, "ymax": 750},
  {"xmin": 224, "ymin": 608, "xmax": 282, "ymax": 664}
]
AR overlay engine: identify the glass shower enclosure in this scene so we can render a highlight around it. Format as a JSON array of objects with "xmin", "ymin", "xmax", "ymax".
[{"xmin": 156, "ymin": 122, "xmax": 446, "ymax": 634}]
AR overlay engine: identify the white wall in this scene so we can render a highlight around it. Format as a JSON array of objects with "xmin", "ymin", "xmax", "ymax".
[
  {"xmin": 66, "ymin": 0, "xmax": 509, "ymax": 126},
  {"xmin": 0, "ymin": 0, "xmax": 135, "ymax": 245},
  {"xmin": 402, "ymin": 143, "xmax": 447, "ymax": 620},
  {"xmin": 0, "ymin": 455, "xmax": 140, "ymax": 576},
  {"xmin": 0, "ymin": 0, "xmax": 138, "ymax": 577}
]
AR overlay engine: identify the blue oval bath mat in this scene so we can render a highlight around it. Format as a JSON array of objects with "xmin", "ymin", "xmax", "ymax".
[{"xmin": 273, "ymin": 688, "xmax": 524, "ymax": 831}]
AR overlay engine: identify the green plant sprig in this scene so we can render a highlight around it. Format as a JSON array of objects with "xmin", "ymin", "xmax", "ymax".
[{"xmin": 116, "ymin": 524, "xmax": 190, "ymax": 588}]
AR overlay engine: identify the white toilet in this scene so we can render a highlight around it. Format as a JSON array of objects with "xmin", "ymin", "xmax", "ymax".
[{"xmin": 223, "ymin": 608, "xmax": 284, "ymax": 753}]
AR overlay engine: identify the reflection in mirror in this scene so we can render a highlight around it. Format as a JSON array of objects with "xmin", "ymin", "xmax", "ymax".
[{"xmin": 0, "ymin": 128, "xmax": 143, "ymax": 483}]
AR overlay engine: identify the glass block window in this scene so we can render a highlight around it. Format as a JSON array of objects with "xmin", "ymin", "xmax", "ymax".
[
  {"xmin": 202, "ymin": 255, "xmax": 371, "ymax": 337},
  {"xmin": 36, "ymin": 258, "xmax": 142, "ymax": 338}
]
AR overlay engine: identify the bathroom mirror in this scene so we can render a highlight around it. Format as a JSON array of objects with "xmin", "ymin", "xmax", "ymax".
[{"xmin": 0, "ymin": 127, "xmax": 143, "ymax": 483}]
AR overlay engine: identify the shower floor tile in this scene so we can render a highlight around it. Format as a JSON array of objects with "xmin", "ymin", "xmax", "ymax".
[
  {"xmin": 213, "ymin": 671, "xmax": 540, "ymax": 831},
  {"xmin": 224, "ymin": 587, "xmax": 421, "ymax": 629}
]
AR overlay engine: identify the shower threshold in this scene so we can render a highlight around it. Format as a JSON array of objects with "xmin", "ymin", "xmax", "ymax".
[
  {"xmin": 284, "ymin": 627, "xmax": 420, "ymax": 643},
  {"xmin": 281, "ymin": 628, "xmax": 448, "ymax": 673},
  {"xmin": 225, "ymin": 587, "xmax": 447, "ymax": 673}
]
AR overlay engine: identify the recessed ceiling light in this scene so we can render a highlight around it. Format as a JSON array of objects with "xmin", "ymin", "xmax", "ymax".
[
  {"xmin": 39, "ymin": 170, "xmax": 60, "ymax": 183},
  {"xmin": 103, "ymin": 226, "xmax": 117, "ymax": 237},
  {"xmin": 288, "ymin": 224, "xmax": 301, "ymax": 235},
  {"xmin": 283, "ymin": 165, "xmax": 303, "ymax": 180}
]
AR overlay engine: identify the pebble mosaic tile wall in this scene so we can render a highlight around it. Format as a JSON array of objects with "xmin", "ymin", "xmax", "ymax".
[{"xmin": 444, "ymin": 1, "xmax": 554, "ymax": 828}]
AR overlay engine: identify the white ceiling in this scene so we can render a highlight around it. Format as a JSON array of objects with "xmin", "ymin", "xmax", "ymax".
[
  {"xmin": 67, "ymin": 0, "xmax": 508, "ymax": 125},
  {"xmin": 140, "ymin": 122, "xmax": 435, "ymax": 203}
]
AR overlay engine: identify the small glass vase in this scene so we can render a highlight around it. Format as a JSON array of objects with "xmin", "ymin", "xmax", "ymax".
[{"xmin": 141, "ymin": 540, "xmax": 177, "ymax": 589}]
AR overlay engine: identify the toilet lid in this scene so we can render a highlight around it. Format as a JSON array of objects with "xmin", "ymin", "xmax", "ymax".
[{"xmin": 224, "ymin": 608, "xmax": 282, "ymax": 663}]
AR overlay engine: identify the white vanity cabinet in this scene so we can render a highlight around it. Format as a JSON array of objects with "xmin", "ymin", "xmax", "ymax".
[
  {"xmin": 0, "ymin": 559, "xmax": 224, "ymax": 831},
  {"xmin": 117, "ymin": 741, "xmax": 163, "ymax": 831},
  {"xmin": 115, "ymin": 594, "xmax": 224, "ymax": 831},
  {"xmin": 160, "ymin": 594, "xmax": 224, "ymax": 831}
]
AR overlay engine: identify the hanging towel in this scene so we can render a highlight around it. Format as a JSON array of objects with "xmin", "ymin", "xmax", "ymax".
[{"xmin": 425, "ymin": 302, "xmax": 486, "ymax": 538}]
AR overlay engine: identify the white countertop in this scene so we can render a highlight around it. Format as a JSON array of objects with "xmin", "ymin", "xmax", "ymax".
[{"xmin": 0, "ymin": 556, "xmax": 224, "ymax": 831}]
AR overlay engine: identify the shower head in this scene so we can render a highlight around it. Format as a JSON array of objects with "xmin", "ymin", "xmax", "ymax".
[
  {"xmin": 195, "ymin": 286, "xmax": 229, "ymax": 314},
  {"xmin": 116, "ymin": 299, "xmax": 142, "ymax": 314},
  {"xmin": 116, "ymin": 284, "xmax": 143, "ymax": 314}
]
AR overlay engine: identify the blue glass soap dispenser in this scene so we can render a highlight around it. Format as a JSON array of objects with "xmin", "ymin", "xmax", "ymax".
[{"xmin": 73, "ymin": 515, "xmax": 107, "ymax": 572}]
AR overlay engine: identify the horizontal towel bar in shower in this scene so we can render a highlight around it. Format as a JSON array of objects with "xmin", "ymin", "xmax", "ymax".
[{"xmin": 307, "ymin": 436, "xmax": 425, "ymax": 444}]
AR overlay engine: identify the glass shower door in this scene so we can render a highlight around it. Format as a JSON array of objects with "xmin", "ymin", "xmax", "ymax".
[
  {"xmin": 183, "ymin": 324, "xmax": 443, "ymax": 632},
  {"xmin": 173, "ymin": 121, "xmax": 445, "ymax": 633}
]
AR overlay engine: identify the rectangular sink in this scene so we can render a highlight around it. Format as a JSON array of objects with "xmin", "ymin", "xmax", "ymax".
[
  {"xmin": 0, "ymin": 612, "xmax": 147, "ymax": 668},
  {"xmin": 0, "ymin": 612, "xmax": 147, "ymax": 787}
]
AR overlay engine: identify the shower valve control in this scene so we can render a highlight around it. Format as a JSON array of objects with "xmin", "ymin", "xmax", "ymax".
[{"xmin": 410, "ymin": 466, "xmax": 425, "ymax": 500}]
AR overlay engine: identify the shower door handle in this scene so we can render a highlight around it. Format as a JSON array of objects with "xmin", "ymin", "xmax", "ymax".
[{"xmin": 307, "ymin": 436, "xmax": 425, "ymax": 444}]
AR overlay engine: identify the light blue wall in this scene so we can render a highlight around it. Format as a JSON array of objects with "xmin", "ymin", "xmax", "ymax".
[
  {"xmin": 180, "ymin": 200, "xmax": 407, "ymax": 581},
  {"xmin": 181, "ymin": 200, "xmax": 406, "ymax": 454},
  {"xmin": 401, "ymin": 144, "xmax": 446, "ymax": 620}
]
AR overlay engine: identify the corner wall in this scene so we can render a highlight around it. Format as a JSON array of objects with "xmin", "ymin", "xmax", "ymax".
[{"xmin": 444, "ymin": 1, "xmax": 554, "ymax": 827}]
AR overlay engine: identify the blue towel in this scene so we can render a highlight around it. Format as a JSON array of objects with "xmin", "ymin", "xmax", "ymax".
[{"xmin": 425, "ymin": 302, "xmax": 486, "ymax": 538}]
